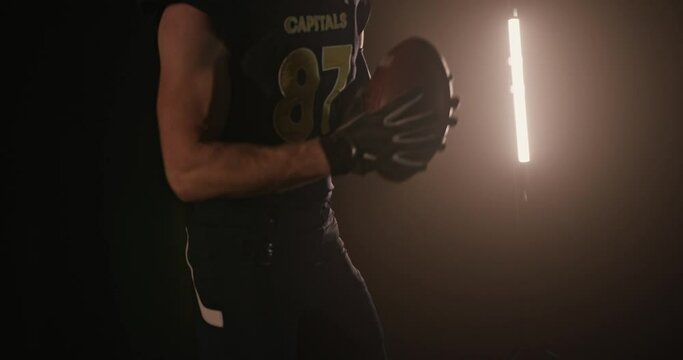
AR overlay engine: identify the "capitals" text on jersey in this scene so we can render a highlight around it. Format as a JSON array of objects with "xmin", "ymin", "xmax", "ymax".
[{"xmin": 284, "ymin": 13, "xmax": 348, "ymax": 34}]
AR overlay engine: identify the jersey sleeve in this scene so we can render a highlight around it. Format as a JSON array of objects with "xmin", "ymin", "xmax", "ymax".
[{"xmin": 138, "ymin": 0, "xmax": 234, "ymax": 45}]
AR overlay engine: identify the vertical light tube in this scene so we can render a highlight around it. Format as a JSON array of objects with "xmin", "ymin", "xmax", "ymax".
[{"xmin": 508, "ymin": 10, "xmax": 530, "ymax": 163}]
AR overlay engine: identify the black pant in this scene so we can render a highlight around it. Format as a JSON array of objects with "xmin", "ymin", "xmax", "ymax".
[{"xmin": 185, "ymin": 198, "xmax": 387, "ymax": 359}]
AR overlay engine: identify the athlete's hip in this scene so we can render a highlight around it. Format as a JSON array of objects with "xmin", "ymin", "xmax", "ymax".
[{"xmin": 183, "ymin": 206, "xmax": 347, "ymax": 314}]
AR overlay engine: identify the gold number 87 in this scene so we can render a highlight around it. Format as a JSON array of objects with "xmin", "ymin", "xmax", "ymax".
[{"xmin": 273, "ymin": 45, "xmax": 353, "ymax": 143}]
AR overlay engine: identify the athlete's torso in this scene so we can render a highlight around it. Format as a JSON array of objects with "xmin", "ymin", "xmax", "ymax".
[
  {"xmin": 152, "ymin": 0, "xmax": 372, "ymax": 221},
  {"xmin": 203, "ymin": 0, "xmax": 370, "ymax": 145}
]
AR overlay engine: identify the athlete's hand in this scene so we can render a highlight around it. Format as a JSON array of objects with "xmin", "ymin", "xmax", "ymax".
[
  {"xmin": 321, "ymin": 37, "xmax": 460, "ymax": 182},
  {"xmin": 320, "ymin": 84, "xmax": 457, "ymax": 181}
]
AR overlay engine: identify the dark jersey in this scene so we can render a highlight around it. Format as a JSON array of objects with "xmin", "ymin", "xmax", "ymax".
[
  {"xmin": 216, "ymin": 0, "xmax": 371, "ymax": 146},
  {"xmin": 143, "ymin": 0, "xmax": 372, "ymax": 221},
  {"xmin": 146, "ymin": 0, "xmax": 371, "ymax": 145}
]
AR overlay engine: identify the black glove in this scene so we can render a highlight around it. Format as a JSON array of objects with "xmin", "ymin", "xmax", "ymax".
[{"xmin": 320, "ymin": 84, "xmax": 458, "ymax": 181}]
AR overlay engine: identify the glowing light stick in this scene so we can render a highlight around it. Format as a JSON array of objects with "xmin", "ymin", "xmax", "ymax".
[{"xmin": 508, "ymin": 9, "xmax": 530, "ymax": 163}]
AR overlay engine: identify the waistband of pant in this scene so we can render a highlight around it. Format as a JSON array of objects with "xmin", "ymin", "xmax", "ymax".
[{"xmin": 188, "ymin": 178, "xmax": 333, "ymax": 229}]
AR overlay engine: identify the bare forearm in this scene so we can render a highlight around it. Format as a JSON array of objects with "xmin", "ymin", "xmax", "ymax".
[{"xmin": 167, "ymin": 139, "xmax": 331, "ymax": 201}]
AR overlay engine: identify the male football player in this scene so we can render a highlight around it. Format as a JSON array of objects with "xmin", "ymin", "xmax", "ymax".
[{"xmin": 154, "ymin": 0, "xmax": 457, "ymax": 358}]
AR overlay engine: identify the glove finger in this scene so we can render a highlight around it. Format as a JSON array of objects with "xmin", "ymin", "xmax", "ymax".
[
  {"xmin": 375, "ymin": 88, "xmax": 424, "ymax": 119},
  {"xmin": 335, "ymin": 109, "xmax": 367, "ymax": 132},
  {"xmin": 340, "ymin": 89, "xmax": 425, "ymax": 133},
  {"xmin": 393, "ymin": 124, "xmax": 447, "ymax": 146},
  {"xmin": 391, "ymin": 152, "xmax": 429, "ymax": 170},
  {"xmin": 384, "ymin": 110, "xmax": 434, "ymax": 128},
  {"xmin": 393, "ymin": 127, "xmax": 442, "ymax": 146},
  {"xmin": 351, "ymin": 151, "xmax": 379, "ymax": 175},
  {"xmin": 358, "ymin": 156, "xmax": 377, "ymax": 175}
]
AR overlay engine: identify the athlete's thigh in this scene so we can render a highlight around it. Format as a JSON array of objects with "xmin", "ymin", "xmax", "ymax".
[
  {"xmin": 186, "ymin": 224, "xmax": 297, "ymax": 359},
  {"xmin": 303, "ymin": 218, "xmax": 388, "ymax": 359}
]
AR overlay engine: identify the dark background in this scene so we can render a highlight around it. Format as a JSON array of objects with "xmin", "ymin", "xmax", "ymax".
[{"xmin": 9, "ymin": 0, "xmax": 682, "ymax": 358}]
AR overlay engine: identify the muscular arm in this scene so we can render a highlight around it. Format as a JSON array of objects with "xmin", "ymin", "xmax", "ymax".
[{"xmin": 157, "ymin": 4, "xmax": 330, "ymax": 202}]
